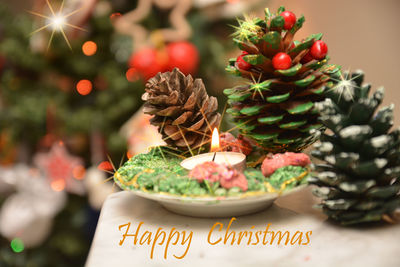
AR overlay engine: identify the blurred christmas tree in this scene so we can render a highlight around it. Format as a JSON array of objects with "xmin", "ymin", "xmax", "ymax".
[
  {"xmin": 0, "ymin": 0, "xmax": 144, "ymax": 163},
  {"xmin": 0, "ymin": 0, "xmax": 244, "ymax": 162}
]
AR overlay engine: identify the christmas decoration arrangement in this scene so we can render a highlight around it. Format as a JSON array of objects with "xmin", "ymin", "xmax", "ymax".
[
  {"xmin": 309, "ymin": 70, "xmax": 400, "ymax": 225},
  {"xmin": 0, "ymin": 0, "xmax": 267, "ymax": 264},
  {"xmin": 2, "ymin": 0, "xmax": 399, "ymax": 265},
  {"xmin": 115, "ymin": 146, "xmax": 309, "ymax": 198},
  {"xmin": 113, "ymin": 7, "xmax": 340, "ymax": 215}
]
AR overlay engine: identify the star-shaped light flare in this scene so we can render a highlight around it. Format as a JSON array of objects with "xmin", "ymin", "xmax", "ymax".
[
  {"xmin": 28, "ymin": 0, "xmax": 86, "ymax": 51},
  {"xmin": 328, "ymin": 69, "xmax": 363, "ymax": 102}
]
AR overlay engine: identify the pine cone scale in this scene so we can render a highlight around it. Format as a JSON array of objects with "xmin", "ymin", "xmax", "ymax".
[
  {"xmin": 172, "ymin": 111, "xmax": 193, "ymax": 125},
  {"xmin": 183, "ymin": 92, "xmax": 196, "ymax": 110}
]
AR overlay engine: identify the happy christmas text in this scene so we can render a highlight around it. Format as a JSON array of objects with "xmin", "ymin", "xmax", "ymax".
[{"xmin": 118, "ymin": 217, "xmax": 312, "ymax": 260}]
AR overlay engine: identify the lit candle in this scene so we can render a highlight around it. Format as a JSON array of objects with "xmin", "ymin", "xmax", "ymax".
[
  {"xmin": 180, "ymin": 128, "xmax": 246, "ymax": 172},
  {"xmin": 211, "ymin": 127, "xmax": 220, "ymax": 152}
]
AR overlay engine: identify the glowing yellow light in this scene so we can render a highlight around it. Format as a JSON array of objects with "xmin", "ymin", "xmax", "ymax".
[
  {"xmin": 51, "ymin": 179, "xmax": 65, "ymax": 192},
  {"xmin": 72, "ymin": 165, "xmax": 86, "ymax": 180},
  {"xmin": 49, "ymin": 14, "xmax": 66, "ymax": 31},
  {"xmin": 82, "ymin": 41, "xmax": 97, "ymax": 56},
  {"xmin": 211, "ymin": 128, "xmax": 220, "ymax": 152},
  {"xmin": 29, "ymin": 0, "xmax": 87, "ymax": 51},
  {"xmin": 110, "ymin": 13, "xmax": 122, "ymax": 21},
  {"xmin": 76, "ymin": 80, "xmax": 93, "ymax": 95}
]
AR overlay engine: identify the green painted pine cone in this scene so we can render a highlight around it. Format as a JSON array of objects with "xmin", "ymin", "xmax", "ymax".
[
  {"xmin": 309, "ymin": 70, "xmax": 400, "ymax": 225},
  {"xmin": 224, "ymin": 6, "xmax": 340, "ymax": 153}
]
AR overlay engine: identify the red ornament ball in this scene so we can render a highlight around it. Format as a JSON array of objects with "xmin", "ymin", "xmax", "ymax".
[
  {"xmin": 129, "ymin": 48, "xmax": 168, "ymax": 80},
  {"xmin": 236, "ymin": 53, "xmax": 251, "ymax": 71},
  {"xmin": 310, "ymin": 40, "xmax": 328, "ymax": 60},
  {"xmin": 280, "ymin": 11, "xmax": 297, "ymax": 30},
  {"xmin": 272, "ymin": 52, "xmax": 292, "ymax": 70},
  {"xmin": 166, "ymin": 41, "xmax": 199, "ymax": 75}
]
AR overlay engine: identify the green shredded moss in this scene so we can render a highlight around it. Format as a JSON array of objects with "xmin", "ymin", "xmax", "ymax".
[
  {"xmin": 268, "ymin": 165, "xmax": 309, "ymax": 190},
  {"xmin": 114, "ymin": 147, "xmax": 308, "ymax": 197}
]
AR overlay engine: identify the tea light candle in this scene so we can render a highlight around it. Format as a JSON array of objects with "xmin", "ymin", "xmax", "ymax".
[
  {"xmin": 180, "ymin": 128, "xmax": 246, "ymax": 172},
  {"xmin": 180, "ymin": 151, "xmax": 246, "ymax": 172}
]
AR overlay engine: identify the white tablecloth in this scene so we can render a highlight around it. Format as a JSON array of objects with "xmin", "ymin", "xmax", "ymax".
[{"xmin": 86, "ymin": 188, "xmax": 400, "ymax": 267}]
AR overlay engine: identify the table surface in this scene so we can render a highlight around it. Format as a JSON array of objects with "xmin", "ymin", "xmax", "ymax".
[{"xmin": 86, "ymin": 188, "xmax": 400, "ymax": 267}]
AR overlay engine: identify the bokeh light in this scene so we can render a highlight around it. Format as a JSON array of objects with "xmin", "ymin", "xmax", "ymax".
[
  {"xmin": 76, "ymin": 80, "xmax": 93, "ymax": 95},
  {"xmin": 10, "ymin": 238, "xmax": 24, "ymax": 253},
  {"xmin": 110, "ymin": 13, "xmax": 122, "ymax": 21},
  {"xmin": 126, "ymin": 68, "xmax": 139, "ymax": 82},
  {"xmin": 98, "ymin": 161, "xmax": 113, "ymax": 171},
  {"xmin": 73, "ymin": 165, "xmax": 86, "ymax": 180},
  {"xmin": 82, "ymin": 41, "xmax": 97, "ymax": 56},
  {"xmin": 51, "ymin": 179, "xmax": 66, "ymax": 192}
]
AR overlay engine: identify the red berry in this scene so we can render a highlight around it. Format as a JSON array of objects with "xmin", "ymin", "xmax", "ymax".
[
  {"xmin": 272, "ymin": 52, "xmax": 292, "ymax": 70},
  {"xmin": 301, "ymin": 51, "xmax": 314, "ymax": 64},
  {"xmin": 280, "ymin": 11, "xmax": 297, "ymax": 30},
  {"xmin": 166, "ymin": 41, "xmax": 199, "ymax": 75},
  {"xmin": 310, "ymin": 40, "xmax": 328, "ymax": 60},
  {"xmin": 129, "ymin": 48, "xmax": 168, "ymax": 80},
  {"xmin": 236, "ymin": 54, "xmax": 251, "ymax": 70}
]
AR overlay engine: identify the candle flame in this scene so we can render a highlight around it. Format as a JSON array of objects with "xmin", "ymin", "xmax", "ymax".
[{"xmin": 211, "ymin": 128, "xmax": 220, "ymax": 152}]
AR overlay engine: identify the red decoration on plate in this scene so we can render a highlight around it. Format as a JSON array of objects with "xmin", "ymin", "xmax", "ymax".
[
  {"xmin": 310, "ymin": 40, "xmax": 328, "ymax": 60},
  {"xmin": 280, "ymin": 11, "xmax": 297, "ymax": 30},
  {"xmin": 189, "ymin": 161, "xmax": 248, "ymax": 191},
  {"xmin": 261, "ymin": 152, "xmax": 310, "ymax": 177},
  {"xmin": 166, "ymin": 41, "xmax": 199, "ymax": 75},
  {"xmin": 272, "ymin": 52, "xmax": 292, "ymax": 70}
]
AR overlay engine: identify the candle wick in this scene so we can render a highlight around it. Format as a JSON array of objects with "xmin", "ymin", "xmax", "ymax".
[{"xmin": 212, "ymin": 152, "xmax": 216, "ymax": 162}]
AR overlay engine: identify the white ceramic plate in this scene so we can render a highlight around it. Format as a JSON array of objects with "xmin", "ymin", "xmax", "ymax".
[{"xmin": 123, "ymin": 185, "xmax": 307, "ymax": 218}]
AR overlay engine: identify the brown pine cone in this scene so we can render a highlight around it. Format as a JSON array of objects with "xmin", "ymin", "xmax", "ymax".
[{"xmin": 142, "ymin": 68, "xmax": 221, "ymax": 151}]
